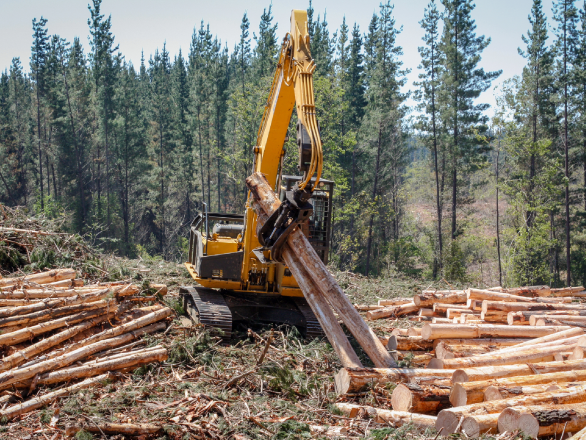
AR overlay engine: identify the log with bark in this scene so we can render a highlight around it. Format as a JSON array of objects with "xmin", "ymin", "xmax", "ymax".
[
  {"xmin": 390, "ymin": 383, "xmax": 451, "ymax": 414},
  {"xmin": 0, "ymin": 321, "xmax": 166, "ymax": 392},
  {"xmin": 428, "ymin": 341, "xmax": 580, "ymax": 369},
  {"xmin": 533, "ymin": 315, "xmax": 586, "ymax": 326},
  {"xmin": 378, "ymin": 298, "xmax": 413, "ymax": 306},
  {"xmin": 0, "ymin": 268, "xmax": 76, "ymax": 288},
  {"xmin": 386, "ymin": 335, "xmax": 433, "ymax": 351},
  {"xmin": 433, "ymin": 303, "xmax": 470, "ymax": 314},
  {"xmin": 247, "ymin": 172, "xmax": 394, "ymax": 368},
  {"xmin": 0, "ymin": 307, "xmax": 113, "ymax": 347},
  {"xmin": 0, "ymin": 373, "xmax": 114, "ymax": 420},
  {"xmin": 65, "ymin": 423, "xmax": 164, "ymax": 437},
  {"xmin": 484, "ymin": 383, "xmax": 574, "ymax": 402},
  {"xmin": 551, "ymin": 286, "xmax": 586, "ymax": 297},
  {"xmin": 334, "ymin": 367, "xmax": 455, "ymax": 394},
  {"xmin": 414, "ymin": 291, "xmax": 466, "ymax": 308},
  {"xmin": 482, "ymin": 300, "xmax": 584, "ymax": 314},
  {"xmin": 0, "ymin": 312, "xmax": 115, "ymax": 372},
  {"xmin": 498, "ymin": 403, "xmax": 586, "ymax": 438},
  {"xmin": 436, "ymin": 384, "xmax": 586, "ymax": 435},
  {"xmin": 366, "ymin": 302, "xmax": 419, "ymax": 320},
  {"xmin": 435, "ymin": 342, "xmax": 492, "ymax": 359},
  {"xmin": 334, "ymin": 402, "xmax": 436, "ymax": 428},
  {"xmin": 37, "ymin": 347, "xmax": 168, "ymax": 385},
  {"xmin": 0, "ymin": 299, "xmax": 114, "ymax": 329},
  {"xmin": 451, "ymin": 358, "xmax": 586, "ymax": 383},
  {"xmin": 468, "ymin": 288, "xmax": 571, "ymax": 304},
  {"xmin": 0, "ymin": 289, "xmax": 111, "ymax": 319},
  {"xmin": 504, "ymin": 285, "xmax": 551, "ymax": 297},
  {"xmin": 421, "ymin": 323, "xmax": 570, "ymax": 340}
]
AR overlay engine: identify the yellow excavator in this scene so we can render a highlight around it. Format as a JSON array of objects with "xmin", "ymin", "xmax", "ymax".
[{"xmin": 180, "ymin": 10, "xmax": 333, "ymax": 338}]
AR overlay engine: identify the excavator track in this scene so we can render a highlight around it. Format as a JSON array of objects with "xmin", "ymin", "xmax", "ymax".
[
  {"xmin": 179, "ymin": 286, "xmax": 233, "ymax": 339},
  {"xmin": 180, "ymin": 286, "xmax": 325, "ymax": 340},
  {"xmin": 292, "ymin": 297, "xmax": 325, "ymax": 339}
]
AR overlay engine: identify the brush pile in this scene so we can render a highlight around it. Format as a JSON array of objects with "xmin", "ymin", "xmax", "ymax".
[
  {"xmin": 0, "ymin": 267, "xmax": 171, "ymax": 423},
  {"xmin": 339, "ymin": 285, "xmax": 586, "ymax": 438},
  {"xmin": 0, "ymin": 205, "xmax": 105, "ymax": 277}
]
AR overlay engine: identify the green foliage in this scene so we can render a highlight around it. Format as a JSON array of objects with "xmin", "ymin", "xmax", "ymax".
[
  {"xmin": 272, "ymin": 420, "xmax": 312, "ymax": 440},
  {"xmin": 75, "ymin": 430, "xmax": 94, "ymax": 440},
  {"xmin": 168, "ymin": 332, "xmax": 215, "ymax": 365}
]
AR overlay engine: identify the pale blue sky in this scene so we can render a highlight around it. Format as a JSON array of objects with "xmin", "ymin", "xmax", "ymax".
[{"xmin": 0, "ymin": 0, "xmax": 559, "ymax": 114}]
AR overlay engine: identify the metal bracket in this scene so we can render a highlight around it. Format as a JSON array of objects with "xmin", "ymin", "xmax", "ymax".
[{"xmin": 258, "ymin": 186, "xmax": 313, "ymax": 263}]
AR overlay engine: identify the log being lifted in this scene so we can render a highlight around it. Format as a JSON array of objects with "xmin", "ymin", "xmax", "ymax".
[
  {"xmin": 246, "ymin": 173, "xmax": 394, "ymax": 368},
  {"xmin": 451, "ymin": 358, "xmax": 586, "ymax": 383},
  {"xmin": 334, "ymin": 367, "xmax": 455, "ymax": 394},
  {"xmin": 498, "ymin": 403, "xmax": 586, "ymax": 438},
  {"xmin": 436, "ymin": 384, "xmax": 586, "ymax": 435},
  {"xmin": 390, "ymin": 383, "xmax": 451, "ymax": 414},
  {"xmin": 421, "ymin": 323, "xmax": 570, "ymax": 340},
  {"xmin": 414, "ymin": 291, "xmax": 466, "ymax": 307},
  {"xmin": 0, "ymin": 268, "xmax": 76, "ymax": 288},
  {"xmin": 334, "ymin": 402, "xmax": 436, "ymax": 428}
]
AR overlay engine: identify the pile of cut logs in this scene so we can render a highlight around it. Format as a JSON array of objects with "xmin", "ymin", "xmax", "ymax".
[
  {"xmin": 0, "ymin": 268, "xmax": 171, "ymax": 421},
  {"xmin": 338, "ymin": 285, "xmax": 586, "ymax": 438}
]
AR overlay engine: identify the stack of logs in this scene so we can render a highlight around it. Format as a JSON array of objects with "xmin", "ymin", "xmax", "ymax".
[
  {"xmin": 0, "ymin": 268, "xmax": 171, "ymax": 421},
  {"xmin": 338, "ymin": 285, "xmax": 586, "ymax": 438}
]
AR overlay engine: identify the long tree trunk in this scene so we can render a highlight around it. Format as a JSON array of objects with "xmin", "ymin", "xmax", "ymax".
[
  {"xmin": 159, "ymin": 121, "xmax": 165, "ymax": 255},
  {"xmin": 496, "ymin": 146, "xmax": 502, "ymax": 286},
  {"xmin": 60, "ymin": 57, "xmax": 86, "ymax": 227},
  {"xmin": 451, "ymin": 12, "xmax": 459, "ymax": 241},
  {"xmin": 564, "ymin": 2, "xmax": 571, "ymax": 286},
  {"xmin": 365, "ymin": 125, "xmax": 383, "ymax": 276},
  {"xmin": 36, "ymin": 69, "xmax": 44, "ymax": 211}
]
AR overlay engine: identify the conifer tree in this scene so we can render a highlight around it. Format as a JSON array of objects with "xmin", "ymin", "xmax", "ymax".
[
  {"xmin": 31, "ymin": 17, "xmax": 49, "ymax": 210},
  {"xmin": 362, "ymin": 1, "xmax": 409, "ymax": 275},
  {"xmin": 88, "ymin": 0, "xmax": 118, "ymax": 226},
  {"xmin": 253, "ymin": 6, "xmax": 278, "ymax": 78},
  {"xmin": 439, "ymin": 0, "xmax": 501, "ymax": 243},
  {"xmin": 415, "ymin": 0, "xmax": 443, "ymax": 275},
  {"xmin": 553, "ymin": 0, "xmax": 578, "ymax": 285}
]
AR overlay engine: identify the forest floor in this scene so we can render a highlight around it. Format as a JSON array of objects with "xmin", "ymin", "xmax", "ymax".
[{"xmin": 1, "ymin": 254, "xmax": 483, "ymax": 440}]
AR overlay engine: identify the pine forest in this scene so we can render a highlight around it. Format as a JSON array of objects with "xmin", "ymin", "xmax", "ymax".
[{"xmin": 4, "ymin": 0, "xmax": 586, "ymax": 288}]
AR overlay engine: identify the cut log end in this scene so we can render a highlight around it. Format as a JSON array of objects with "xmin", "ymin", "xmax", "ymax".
[
  {"xmin": 334, "ymin": 369, "xmax": 351, "ymax": 395},
  {"xmin": 427, "ymin": 358, "xmax": 444, "ymax": 369},
  {"xmin": 449, "ymin": 383, "xmax": 468, "ymax": 407},
  {"xmin": 483, "ymin": 385, "xmax": 502, "ymax": 401},
  {"xmin": 436, "ymin": 410, "xmax": 461, "ymax": 435},
  {"xmin": 390, "ymin": 384, "xmax": 413, "ymax": 412}
]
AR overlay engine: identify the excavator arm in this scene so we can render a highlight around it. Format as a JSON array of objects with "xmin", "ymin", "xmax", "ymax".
[{"xmin": 241, "ymin": 9, "xmax": 324, "ymax": 288}]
